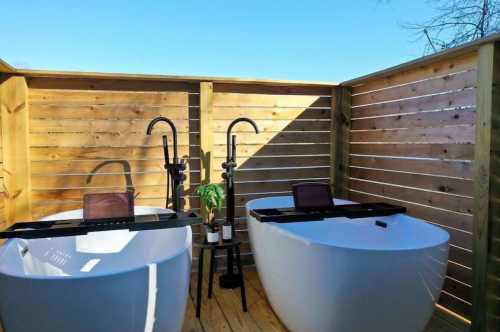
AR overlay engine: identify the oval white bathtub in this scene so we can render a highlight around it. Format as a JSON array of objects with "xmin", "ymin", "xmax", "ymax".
[
  {"xmin": 0, "ymin": 206, "xmax": 192, "ymax": 332},
  {"xmin": 246, "ymin": 196, "xmax": 449, "ymax": 332}
]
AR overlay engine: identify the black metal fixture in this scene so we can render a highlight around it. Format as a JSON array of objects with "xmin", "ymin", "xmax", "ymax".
[
  {"xmin": 0, "ymin": 212, "xmax": 203, "ymax": 239},
  {"xmin": 219, "ymin": 117, "xmax": 259, "ymax": 289},
  {"xmin": 194, "ymin": 238, "xmax": 247, "ymax": 318},
  {"xmin": 146, "ymin": 117, "xmax": 186, "ymax": 212}
]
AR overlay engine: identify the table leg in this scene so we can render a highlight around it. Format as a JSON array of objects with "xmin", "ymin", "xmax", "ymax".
[
  {"xmin": 208, "ymin": 249, "xmax": 216, "ymax": 299},
  {"xmin": 235, "ymin": 245, "xmax": 247, "ymax": 312},
  {"xmin": 196, "ymin": 248, "xmax": 204, "ymax": 318}
]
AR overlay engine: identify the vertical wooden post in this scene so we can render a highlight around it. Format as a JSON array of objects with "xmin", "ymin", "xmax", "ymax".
[
  {"xmin": 473, "ymin": 42, "xmax": 500, "ymax": 332},
  {"xmin": 330, "ymin": 86, "xmax": 351, "ymax": 199},
  {"xmin": 0, "ymin": 76, "xmax": 32, "ymax": 225},
  {"xmin": 200, "ymin": 82, "xmax": 214, "ymax": 185},
  {"xmin": 199, "ymin": 82, "xmax": 214, "ymax": 217}
]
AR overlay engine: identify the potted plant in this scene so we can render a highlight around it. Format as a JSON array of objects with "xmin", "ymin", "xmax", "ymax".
[{"xmin": 196, "ymin": 183, "xmax": 225, "ymax": 244}]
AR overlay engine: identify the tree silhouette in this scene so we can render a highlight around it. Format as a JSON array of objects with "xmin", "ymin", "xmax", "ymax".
[{"xmin": 405, "ymin": 0, "xmax": 500, "ymax": 53}]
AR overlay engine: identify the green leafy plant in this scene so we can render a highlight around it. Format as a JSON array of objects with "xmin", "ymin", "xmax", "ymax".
[{"xmin": 196, "ymin": 183, "xmax": 225, "ymax": 225}]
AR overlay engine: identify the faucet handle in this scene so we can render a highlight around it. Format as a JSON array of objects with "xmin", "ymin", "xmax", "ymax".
[
  {"xmin": 222, "ymin": 161, "xmax": 237, "ymax": 170},
  {"xmin": 179, "ymin": 158, "xmax": 187, "ymax": 171}
]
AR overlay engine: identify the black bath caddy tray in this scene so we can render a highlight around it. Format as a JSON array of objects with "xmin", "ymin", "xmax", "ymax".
[
  {"xmin": 250, "ymin": 203, "xmax": 406, "ymax": 223},
  {"xmin": 0, "ymin": 211, "xmax": 203, "ymax": 239}
]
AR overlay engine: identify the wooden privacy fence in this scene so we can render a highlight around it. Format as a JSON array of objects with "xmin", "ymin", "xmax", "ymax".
[
  {"xmin": 0, "ymin": 71, "xmax": 335, "ymax": 267},
  {"xmin": 344, "ymin": 50, "xmax": 477, "ymax": 320},
  {"xmin": 4, "ymin": 36, "xmax": 500, "ymax": 326}
]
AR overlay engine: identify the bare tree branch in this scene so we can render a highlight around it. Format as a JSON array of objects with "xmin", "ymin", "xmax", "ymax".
[{"xmin": 403, "ymin": 0, "xmax": 500, "ymax": 54}]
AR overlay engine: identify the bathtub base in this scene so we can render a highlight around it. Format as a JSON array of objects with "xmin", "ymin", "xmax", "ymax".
[{"xmin": 246, "ymin": 196, "xmax": 450, "ymax": 332}]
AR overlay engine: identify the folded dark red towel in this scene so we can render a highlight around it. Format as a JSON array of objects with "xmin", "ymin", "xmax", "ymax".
[{"xmin": 83, "ymin": 192, "xmax": 134, "ymax": 220}]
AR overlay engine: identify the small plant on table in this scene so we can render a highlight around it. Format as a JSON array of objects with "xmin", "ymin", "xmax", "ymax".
[{"xmin": 196, "ymin": 183, "xmax": 225, "ymax": 244}]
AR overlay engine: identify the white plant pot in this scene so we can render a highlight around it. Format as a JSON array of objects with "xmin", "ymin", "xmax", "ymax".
[{"xmin": 206, "ymin": 231, "xmax": 219, "ymax": 244}]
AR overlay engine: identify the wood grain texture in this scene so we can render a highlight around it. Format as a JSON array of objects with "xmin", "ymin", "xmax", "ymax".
[
  {"xmin": 351, "ymin": 88, "xmax": 476, "ymax": 119},
  {"xmin": 28, "ymin": 81, "xmax": 197, "ymax": 218},
  {"xmin": 200, "ymin": 82, "xmax": 214, "ymax": 186},
  {"xmin": 472, "ymin": 42, "xmax": 500, "ymax": 332},
  {"xmin": 20, "ymin": 78, "xmax": 334, "ymax": 301},
  {"xmin": 351, "ymin": 51, "xmax": 477, "ymax": 94},
  {"xmin": 352, "ymin": 69, "xmax": 476, "ymax": 106},
  {"xmin": 1, "ymin": 76, "xmax": 32, "ymax": 224},
  {"xmin": 350, "ymin": 143, "xmax": 474, "ymax": 160},
  {"xmin": 331, "ymin": 86, "xmax": 351, "ymax": 198},
  {"xmin": 347, "ymin": 51, "xmax": 478, "ymax": 321}
]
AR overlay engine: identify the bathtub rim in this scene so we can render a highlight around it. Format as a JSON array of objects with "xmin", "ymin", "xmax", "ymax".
[
  {"xmin": 246, "ymin": 196, "xmax": 450, "ymax": 253},
  {"xmin": 0, "ymin": 206, "xmax": 193, "ymax": 280}
]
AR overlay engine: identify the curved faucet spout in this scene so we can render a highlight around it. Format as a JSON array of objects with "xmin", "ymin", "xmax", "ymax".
[
  {"xmin": 146, "ymin": 116, "xmax": 178, "ymax": 162},
  {"xmin": 86, "ymin": 160, "xmax": 134, "ymax": 193},
  {"xmin": 226, "ymin": 117, "xmax": 260, "ymax": 160}
]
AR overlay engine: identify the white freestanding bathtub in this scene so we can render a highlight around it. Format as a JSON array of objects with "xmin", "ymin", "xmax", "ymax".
[
  {"xmin": 246, "ymin": 196, "xmax": 449, "ymax": 332},
  {"xmin": 0, "ymin": 206, "xmax": 192, "ymax": 332}
]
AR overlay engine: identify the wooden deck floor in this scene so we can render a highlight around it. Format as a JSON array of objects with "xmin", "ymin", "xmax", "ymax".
[{"xmin": 182, "ymin": 267, "xmax": 470, "ymax": 332}]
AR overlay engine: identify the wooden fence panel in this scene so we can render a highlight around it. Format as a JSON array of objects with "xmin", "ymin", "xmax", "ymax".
[
  {"xmin": 348, "ymin": 51, "xmax": 478, "ymax": 320},
  {"xmin": 20, "ymin": 77, "xmax": 334, "ymax": 270},
  {"xmin": 27, "ymin": 78, "xmax": 200, "ymax": 220},
  {"xmin": 210, "ymin": 84, "xmax": 332, "ymax": 263}
]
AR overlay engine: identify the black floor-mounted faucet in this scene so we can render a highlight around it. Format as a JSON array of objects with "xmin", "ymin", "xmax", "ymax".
[
  {"xmin": 220, "ymin": 117, "xmax": 259, "ymax": 289},
  {"xmin": 146, "ymin": 117, "xmax": 186, "ymax": 212}
]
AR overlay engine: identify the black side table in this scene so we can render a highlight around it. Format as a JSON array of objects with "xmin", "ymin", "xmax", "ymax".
[{"xmin": 193, "ymin": 237, "xmax": 247, "ymax": 318}]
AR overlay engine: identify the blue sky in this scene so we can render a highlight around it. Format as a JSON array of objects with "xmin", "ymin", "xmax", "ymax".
[{"xmin": 0, "ymin": 1, "xmax": 437, "ymax": 82}]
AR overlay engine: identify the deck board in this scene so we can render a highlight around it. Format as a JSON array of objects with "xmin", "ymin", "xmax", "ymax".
[{"xmin": 183, "ymin": 267, "xmax": 470, "ymax": 332}]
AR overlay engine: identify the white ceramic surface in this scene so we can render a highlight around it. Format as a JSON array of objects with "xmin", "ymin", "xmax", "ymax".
[
  {"xmin": 0, "ymin": 206, "xmax": 192, "ymax": 332},
  {"xmin": 246, "ymin": 196, "xmax": 450, "ymax": 332}
]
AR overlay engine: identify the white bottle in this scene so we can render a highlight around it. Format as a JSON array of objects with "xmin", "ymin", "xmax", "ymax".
[
  {"xmin": 222, "ymin": 221, "xmax": 232, "ymax": 241},
  {"xmin": 206, "ymin": 224, "xmax": 219, "ymax": 244}
]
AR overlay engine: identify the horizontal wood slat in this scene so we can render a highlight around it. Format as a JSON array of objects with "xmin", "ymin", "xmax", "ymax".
[
  {"xmin": 213, "ymin": 132, "xmax": 329, "ymax": 144},
  {"xmin": 30, "ymin": 119, "xmax": 195, "ymax": 133},
  {"xmin": 350, "ymin": 178, "xmax": 472, "ymax": 215},
  {"xmin": 213, "ymin": 156, "xmax": 330, "ymax": 169},
  {"xmin": 31, "ymin": 172, "xmax": 199, "ymax": 189},
  {"xmin": 352, "ymin": 70, "xmax": 476, "ymax": 106},
  {"xmin": 350, "ymin": 143, "xmax": 474, "ymax": 160},
  {"xmin": 350, "ymin": 125, "xmax": 475, "ymax": 144},
  {"xmin": 212, "ymin": 143, "xmax": 329, "ymax": 158},
  {"xmin": 439, "ymin": 292, "xmax": 472, "ymax": 320},
  {"xmin": 27, "ymin": 77, "xmax": 199, "ymax": 92},
  {"xmin": 213, "ymin": 93, "xmax": 330, "ymax": 108},
  {"xmin": 350, "ymin": 167, "xmax": 473, "ymax": 196},
  {"xmin": 30, "ymin": 105, "xmax": 197, "ymax": 119},
  {"xmin": 352, "ymin": 52, "xmax": 477, "ymax": 94},
  {"xmin": 352, "ymin": 88, "xmax": 476, "ymax": 119},
  {"xmin": 29, "ymin": 89, "xmax": 198, "ymax": 106},
  {"xmin": 350, "ymin": 155, "xmax": 472, "ymax": 179},
  {"xmin": 30, "ymin": 146, "xmax": 199, "ymax": 161},
  {"xmin": 212, "ymin": 119, "xmax": 330, "ymax": 132},
  {"xmin": 31, "ymin": 185, "xmax": 193, "ymax": 201},
  {"xmin": 218, "ymin": 167, "xmax": 330, "ymax": 182},
  {"xmin": 30, "ymin": 159, "xmax": 200, "ymax": 175},
  {"xmin": 213, "ymin": 83, "xmax": 331, "ymax": 95},
  {"xmin": 213, "ymin": 107, "xmax": 330, "ymax": 120},
  {"xmin": 351, "ymin": 108, "xmax": 476, "ymax": 130},
  {"xmin": 30, "ymin": 132, "xmax": 199, "ymax": 147}
]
